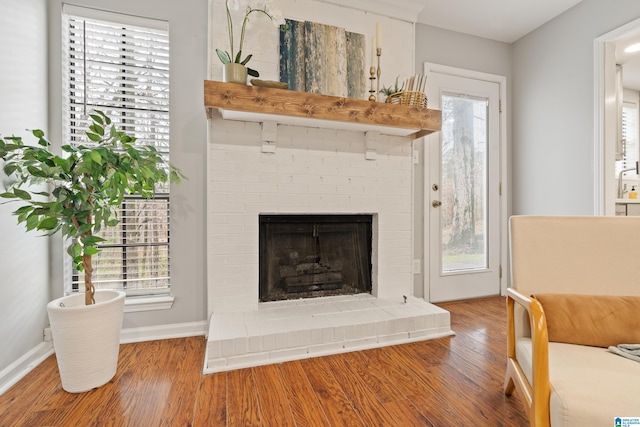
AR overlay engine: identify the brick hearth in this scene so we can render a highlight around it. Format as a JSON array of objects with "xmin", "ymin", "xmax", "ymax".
[{"xmin": 204, "ymin": 294, "xmax": 452, "ymax": 373}]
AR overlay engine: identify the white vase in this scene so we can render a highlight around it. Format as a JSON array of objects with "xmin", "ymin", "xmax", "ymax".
[
  {"xmin": 223, "ymin": 63, "xmax": 248, "ymax": 85},
  {"xmin": 47, "ymin": 289, "xmax": 125, "ymax": 393}
]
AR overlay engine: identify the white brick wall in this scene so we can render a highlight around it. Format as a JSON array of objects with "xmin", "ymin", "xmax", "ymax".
[
  {"xmin": 207, "ymin": 119, "xmax": 414, "ymax": 313},
  {"xmin": 207, "ymin": 0, "xmax": 418, "ymax": 315}
]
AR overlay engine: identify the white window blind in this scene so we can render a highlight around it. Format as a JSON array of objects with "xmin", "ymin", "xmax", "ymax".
[
  {"xmin": 616, "ymin": 101, "xmax": 639, "ymax": 179},
  {"xmin": 62, "ymin": 6, "xmax": 171, "ymax": 296}
]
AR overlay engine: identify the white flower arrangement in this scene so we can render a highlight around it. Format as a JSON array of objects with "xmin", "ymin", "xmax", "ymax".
[{"xmin": 216, "ymin": 0, "xmax": 287, "ymax": 77}]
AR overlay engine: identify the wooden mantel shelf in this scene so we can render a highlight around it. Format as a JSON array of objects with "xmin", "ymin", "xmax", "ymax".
[{"xmin": 204, "ymin": 80, "xmax": 441, "ymax": 139}]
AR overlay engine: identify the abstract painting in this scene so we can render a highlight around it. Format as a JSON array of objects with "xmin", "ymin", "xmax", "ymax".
[{"xmin": 280, "ymin": 19, "xmax": 365, "ymax": 99}]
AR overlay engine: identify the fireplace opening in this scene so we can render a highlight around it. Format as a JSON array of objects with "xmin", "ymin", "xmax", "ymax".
[{"xmin": 259, "ymin": 214, "xmax": 373, "ymax": 302}]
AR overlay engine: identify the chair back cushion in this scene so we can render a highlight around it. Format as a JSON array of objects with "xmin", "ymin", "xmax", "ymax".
[{"xmin": 509, "ymin": 216, "xmax": 640, "ymax": 297}]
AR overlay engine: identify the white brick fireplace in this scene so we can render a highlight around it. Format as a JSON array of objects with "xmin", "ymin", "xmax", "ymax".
[
  {"xmin": 207, "ymin": 119, "xmax": 415, "ymax": 313},
  {"xmin": 204, "ymin": 0, "xmax": 452, "ymax": 373},
  {"xmin": 204, "ymin": 117, "xmax": 452, "ymax": 372}
]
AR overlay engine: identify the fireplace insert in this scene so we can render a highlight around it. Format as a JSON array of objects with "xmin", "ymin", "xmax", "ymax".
[{"xmin": 259, "ymin": 214, "xmax": 373, "ymax": 302}]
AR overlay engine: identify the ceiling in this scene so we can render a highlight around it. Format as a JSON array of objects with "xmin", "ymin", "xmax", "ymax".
[
  {"xmin": 415, "ymin": 0, "xmax": 583, "ymax": 43},
  {"xmin": 318, "ymin": 0, "xmax": 584, "ymax": 43},
  {"xmin": 413, "ymin": 0, "xmax": 640, "ymax": 91},
  {"xmin": 321, "ymin": 0, "xmax": 640, "ymax": 89}
]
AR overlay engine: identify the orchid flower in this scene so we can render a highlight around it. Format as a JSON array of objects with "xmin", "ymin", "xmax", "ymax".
[{"xmin": 215, "ymin": 0, "xmax": 288, "ymax": 78}]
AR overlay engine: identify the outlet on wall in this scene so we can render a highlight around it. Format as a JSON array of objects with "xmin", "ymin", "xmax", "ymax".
[
  {"xmin": 43, "ymin": 326, "xmax": 52, "ymax": 342},
  {"xmin": 412, "ymin": 259, "xmax": 421, "ymax": 274}
]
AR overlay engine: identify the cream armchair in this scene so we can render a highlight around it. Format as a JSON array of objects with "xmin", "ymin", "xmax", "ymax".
[{"xmin": 504, "ymin": 216, "xmax": 640, "ymax": 427}]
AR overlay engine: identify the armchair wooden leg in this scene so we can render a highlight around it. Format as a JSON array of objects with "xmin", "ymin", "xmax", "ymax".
[{"xmin": 504, "ymin": 362, "xmax": 516, "ymax": 396}]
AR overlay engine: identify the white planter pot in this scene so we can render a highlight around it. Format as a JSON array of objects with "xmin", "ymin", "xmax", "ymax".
[
  {"xmin": 223, "ymin": 62, "xmax": 248, "ymax": 84},
  {"xmin": 47, "ymin": 290, "xmax": 125, "ymax": 393}
]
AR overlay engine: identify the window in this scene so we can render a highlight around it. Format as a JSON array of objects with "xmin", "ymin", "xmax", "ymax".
[
  {"xmin": 616, "ymin": 100, "xmax": 639, "ymax": 179},
  {"xmin": 62, "ymin": 5, "xmax": 171, "ymax": 296}
]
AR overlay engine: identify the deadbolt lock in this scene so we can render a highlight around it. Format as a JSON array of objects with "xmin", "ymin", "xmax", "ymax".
[
  {"xmin": 432, "ymin": 200, "xmax": 442, "ymax": 207},
  {"xmin": 432, "ymin": 184, "xmax": 439, "ymax": 191}
]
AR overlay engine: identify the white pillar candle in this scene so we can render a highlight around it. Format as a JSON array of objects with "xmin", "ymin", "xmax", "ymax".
[{"xmin": 371, "ymin": 36, "xmax": 375, "ymax": 67}]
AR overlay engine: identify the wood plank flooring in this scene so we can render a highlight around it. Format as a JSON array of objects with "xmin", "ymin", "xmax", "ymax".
[{"xmin": 0, "ymin": 296, "xmax": 529, "ymax": 426}]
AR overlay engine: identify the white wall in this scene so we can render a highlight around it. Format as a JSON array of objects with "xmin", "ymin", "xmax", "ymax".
[
  {"xmin": 413, "ymin": 24, "xmax": 512, "ymax": 298},
  {"xmin": 209, "ymin": 0, "xmax": 414, "ymax": 92},
  {"xmin": 46, "ymin": 0, "xmax": 209, "ymax": 328},
  {"xmin": 0, "ymin": 0, "xmax": 50, "ymax": 373},
  {"xmin": 512, "ymin": 0, "xmax": 640, "ymax": 214}
]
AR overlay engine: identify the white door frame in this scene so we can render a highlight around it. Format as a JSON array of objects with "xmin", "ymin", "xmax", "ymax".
[
  {"xmin": 594, "ymin": 17, "xmax": 640, "ymax": 216},
  {"xmin": 422, "ymin": 62, "xmax": 509, "ymax": 301}
]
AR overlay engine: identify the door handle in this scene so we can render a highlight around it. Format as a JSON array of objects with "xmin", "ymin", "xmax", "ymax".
[{"xmin": 432, "ymin": 200, "xmax": 442, "ymax": 207}]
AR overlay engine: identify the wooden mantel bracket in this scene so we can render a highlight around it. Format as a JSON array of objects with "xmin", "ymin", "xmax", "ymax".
[{"xmin": 204, "ymin": 80, "xmax": 442, "ymax": 139}]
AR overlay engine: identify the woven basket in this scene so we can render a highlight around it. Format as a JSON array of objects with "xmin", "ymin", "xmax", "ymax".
[{"xmin": 385, "ymin": 91, "xmax": 428, "ymax": 109}]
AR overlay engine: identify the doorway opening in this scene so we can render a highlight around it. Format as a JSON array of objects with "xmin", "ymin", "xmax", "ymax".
[
  {"xmin": 422, "ymin": 63, "xmax": 507, "ymax": 302},
  {"xmin": 594, "ymin": 17, "xmax": 640, "ymax": 215}
]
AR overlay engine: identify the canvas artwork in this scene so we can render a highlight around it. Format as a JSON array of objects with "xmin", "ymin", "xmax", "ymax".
[{"xmin": 279, "ymin": 19, "xmax": 366, "ymax": 99}]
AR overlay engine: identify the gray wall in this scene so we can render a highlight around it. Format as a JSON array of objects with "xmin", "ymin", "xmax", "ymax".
[
  {"xmin": 511, "ymin": 0, "xmax": 640, "ymax": 214},
  {"xmin": 1, "ymin": 0, "xmax": 208, "ymax": 374},
  {"xmin": 412, "ymin": 24, "xmax": 512, "ymax": 298},
  {"xmin": 0, "ymin": 0, "xmax": 50, "ymax": 373},
  {"xmin": 46, "ymin": 0, "xmax": 209, "ymax": 329},
  {"xmin": 1, "ymin": 0, "xmax": 208, "ymax": 373}
]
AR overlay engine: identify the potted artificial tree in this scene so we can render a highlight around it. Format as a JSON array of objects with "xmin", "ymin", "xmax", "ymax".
[{"xmin": 0, "ymin": 110, "xmax": 183, "ymax": 392}]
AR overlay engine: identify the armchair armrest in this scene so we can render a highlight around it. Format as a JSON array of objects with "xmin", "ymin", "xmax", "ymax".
[{"xmin": 504, "ymin": 288, "xmax": 550, "ymax": 427}]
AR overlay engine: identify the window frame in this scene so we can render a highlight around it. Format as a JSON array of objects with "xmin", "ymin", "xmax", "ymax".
[
  {"xmin": 61, "ymin": 5, "xmax": 173, "ymax": 309},
  {"xmin": 620, "ymin": 100, "xmax": 639, "ymax": 177}
]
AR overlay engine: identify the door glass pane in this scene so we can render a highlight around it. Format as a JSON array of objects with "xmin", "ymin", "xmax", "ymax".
[{"xmin": 440, "ymin": 93, "xmax": 488, "ymax": 273}]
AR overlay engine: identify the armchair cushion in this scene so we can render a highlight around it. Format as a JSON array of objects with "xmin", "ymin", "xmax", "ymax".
[{"xmin": 533, "ymin": 293, "xmax": 640, "ymax": 348}]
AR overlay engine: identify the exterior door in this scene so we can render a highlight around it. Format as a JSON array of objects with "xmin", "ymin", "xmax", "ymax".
[{"xmin": 426, "ymin": 71, "xmax": 501, "ymax": 302}]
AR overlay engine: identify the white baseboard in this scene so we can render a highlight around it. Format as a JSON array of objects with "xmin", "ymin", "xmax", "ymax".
[
  {"xmin": 0, "ymin": 341, "xmax": 54, "ymax": 396},
  {"xmin": 0, "ymin": 321, "xmax": 208, "ymax": 396},
  {"xmin": 119, "ymin": 320, "xmax": 208, "ymax": 344}
]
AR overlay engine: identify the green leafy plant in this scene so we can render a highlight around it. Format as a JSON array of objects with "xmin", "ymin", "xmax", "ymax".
[
  {"xmin": 0, "ymin": 110, "xmax": 184, "ymax": 305},
  {"xmin": 379, "ymin": 75, "xmax": 405, "ymax": 97},
  {"xmin": 215, "ymin": 0, "xmax": 287, "ymax": 78}
]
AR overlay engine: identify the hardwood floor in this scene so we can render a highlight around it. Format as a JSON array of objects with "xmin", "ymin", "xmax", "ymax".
[{"xmin": 0, "ymin": 296, "xmax": 529, "ymax": 426}]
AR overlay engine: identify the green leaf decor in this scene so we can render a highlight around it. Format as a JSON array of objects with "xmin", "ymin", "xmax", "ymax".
[{"xmin": 0, "ymin": 110, "xmax": 185, "ymax": 305}]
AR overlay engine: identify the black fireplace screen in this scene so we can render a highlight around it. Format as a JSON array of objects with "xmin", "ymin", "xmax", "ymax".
[{"xmin": 259, "ymin": 214, "xmax": 373, "ymax": 302}]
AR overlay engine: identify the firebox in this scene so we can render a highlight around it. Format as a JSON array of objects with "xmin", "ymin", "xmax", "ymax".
[{"xmin": 259, "ymin": 214, "xmax": 373, "ymax": 302}]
